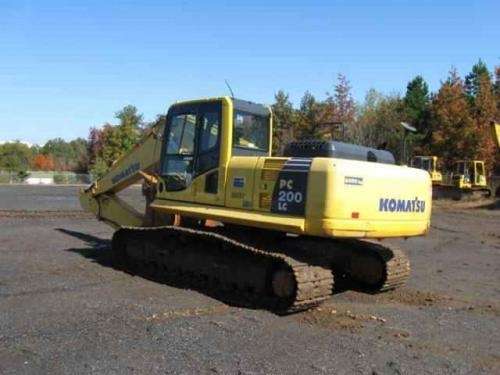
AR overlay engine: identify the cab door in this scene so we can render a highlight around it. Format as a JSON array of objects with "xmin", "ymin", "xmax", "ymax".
[
  {"xmin": 160, "ymin": 104, "xmax": 198, "ymax": 202},
  {"xmin": 160, "ymin": 100, "xmax": 224, "ymax": 205},
  {"xmin": 193, "ymin": 102, "xmax": 224, "ymax": 205}
]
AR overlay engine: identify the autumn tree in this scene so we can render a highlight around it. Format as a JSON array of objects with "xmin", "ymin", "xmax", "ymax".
[
  {"xmin": 271, "ymin": 90, "xmax": 296, "ymax": 155},
  {"xmin": 318, "ymin": 74, "xmax": 356, "ymax": 141},
  {"xmin": 40, "ymin": 137, "xmax": 88, "ymax": 171},
  {"xmin": 430, "ymin": 68, "xmax": 477, "ymax": 169},
  {"xmin": 33, "ymin": 154, "xmax": 55, "ymax": 171},
  {"xmin": 469, "ymin": 68, "xmax": 497, "ymax": 172},
  {"xmin": 494, "ymin": 66, "xmax": 500, "ymax": 120}
]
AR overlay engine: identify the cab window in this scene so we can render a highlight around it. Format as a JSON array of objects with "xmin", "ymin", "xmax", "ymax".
[
  {"xmin": 232, "ymin": 111, "xmax": 269, "ymax": 155},
  {"xmin": 422, "ymin": 159, "xmax": 431, "ymax": 171},
  {"xmin": 166, "ymin": 113, "xmax": 196, "ymax": 155},
  {"xmin": 162, "ymin": 112, "xmax": 197, "ymax": 191},
  {"xmin": 196, "ymin": 111, "xmax": 220, "ymax": 175},
  {"xmin": 476, "ymin": 163, "xmax": 484, "ymax": 176},
  {"xmin": 199, "ymin": 112, "xmax": 219, "ymax": 152}
]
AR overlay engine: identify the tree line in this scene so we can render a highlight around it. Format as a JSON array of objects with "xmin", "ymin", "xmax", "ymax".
[
  {"xmin": 0, "ymin": 138, "xmax": 88, "ymax": 175},
  {"xmin": 1, "ymin": 59, "xmax": 498, "ymax": 180},
  {"xmin": 272, "ymin": 60, "xmax": 499, "ymax": 173}
]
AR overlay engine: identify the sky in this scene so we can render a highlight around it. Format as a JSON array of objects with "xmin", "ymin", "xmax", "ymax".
[{"xmin": 0, "ymin": 0, "xmax": 498, "ymax": 145}]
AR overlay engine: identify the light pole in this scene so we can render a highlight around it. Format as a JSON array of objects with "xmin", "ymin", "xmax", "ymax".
[{"xmin": 400, "ymin": 122, "xmax": 417, "ymax": 165}]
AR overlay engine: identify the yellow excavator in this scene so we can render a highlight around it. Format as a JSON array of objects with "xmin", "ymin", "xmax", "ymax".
[
  {"xmin": 80, "ymin": 97, "xmax": 432, "ymax": 313},
  {"xmin": 493, "ymin": 121, "xmax": 500, "ymax": 149},
  {"xmin": 492, "ymin": 121, "xmax": 500, "ymax": 198},
  {"xmin": 412, "ymin": 155, "xmax": 490, "ymax": 199},
  {"xmin": 410, "ymin": 156, "xmax": 442, "ymax": 185},
  {"xmin": 450, "ymin": 159, "xmax": 490, "ymax": 197}
]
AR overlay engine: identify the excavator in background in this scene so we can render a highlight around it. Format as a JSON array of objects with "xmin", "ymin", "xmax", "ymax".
[
  {"xmin": 493, "ymin": 121, "xmax": 500, "ymax": 148},
  {"xmin": 491, "ymin": 121, "xmax": 500, "ymax": 198},
  {"xmin": 410, "ymin": 156, "xmax": 442, "ymax": 185},
  {"xmin": 80, "ymin": 96, "xmax": 432, "ymax": 313},
  {"xmin": 446, "ymin": 123, "xmax": 500, "ymax": 199},
  {"xmin": 449, "ymin": 159, "xmax": 490, "ymax": 198},
  {"xmin": 412, "ymin": 156, "xmax": 490, "ymax": 200}
]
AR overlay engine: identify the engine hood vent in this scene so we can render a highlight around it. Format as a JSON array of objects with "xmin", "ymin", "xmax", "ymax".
[{"xmin": 283, "ymin": 140, "xmax": 395, "ymax": 165}]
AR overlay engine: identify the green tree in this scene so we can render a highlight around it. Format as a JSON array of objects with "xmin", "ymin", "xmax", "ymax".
[
  {"xmin": 404, "ymin": 76, "xmax": 430, "ymax": 130},
  {"xmin": 0, "ymin": 142, "xmax": 33, "ymax": 178},
  {"xmin": 87, "ymin": 105, "xmax": 143, "ymax": 178},
  {"xmin": 349, "ymin": 91, "xmax": 406, "ymax": 162},
  {"xmin": 403, "ymin": 75, "xmax": 431, "ymax": 154},
  {"xmin": 295, "ymin": 91, "xmax": 323, "ymax": 139},
  {"xmin": 89, "ymin": 157, "xmax": 109, "ymax": 180},
  {"xmin": 69, "ymin": 138, "xmax": 89, "ymax": 172},
  {"xmin": 115, "ymin": 105, "xmax": 143, "ymax": 150},
  {"xmin": 465, "ymin": 59, "xmax": 490, "ymax": 102},
  {"xmin": 42, "ymin": 138, "xmax": 74, "ymax": 170},
  {"xmin": 271, "ymin": 90, "xmax": 296, "ymax": 155}
]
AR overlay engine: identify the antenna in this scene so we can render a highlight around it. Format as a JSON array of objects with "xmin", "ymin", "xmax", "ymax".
[{"xmin": 224, "ymin": 79, "xmax": 235, "ymax": 98}]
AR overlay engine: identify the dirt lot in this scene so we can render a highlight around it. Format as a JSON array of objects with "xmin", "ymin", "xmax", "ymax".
[{"xmin": 0, "ymin": 185, "xmax": 499, "ymax": 374}]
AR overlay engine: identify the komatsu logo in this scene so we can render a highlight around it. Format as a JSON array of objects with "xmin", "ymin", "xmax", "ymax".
[
  {"xmin": 111, "ymin": 162, "xmax": 140, "ymax": 184},
  {"xmin": 379, "ymin": 197, "xmax": 426, "ymax": 213}
]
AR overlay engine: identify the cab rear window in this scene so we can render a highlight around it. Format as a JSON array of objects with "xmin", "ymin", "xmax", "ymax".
[{"xmin": 233, "ymin": 111, "xmax": 269, "ymax": 152}]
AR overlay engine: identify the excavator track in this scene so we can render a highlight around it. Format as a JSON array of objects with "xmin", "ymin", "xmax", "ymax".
[
  {"xmin": 345, "ymin": 239, "xmax": 411, "ymax": 292},
  {"xmin": 241, "ymin": 234, "xmax": 411, "ymax": 294},
  {"xmin": 111, "ymin": 226, "xmax": 334, "ymax": 314},
  {"xmin": 110, "ymin": 225, "xmax": 410, "ymax": 313}
]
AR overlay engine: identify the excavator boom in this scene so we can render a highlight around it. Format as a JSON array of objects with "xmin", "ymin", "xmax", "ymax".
[{"xmin": 79, "ymin": 124, "xmax": 163, "ymax": 228}]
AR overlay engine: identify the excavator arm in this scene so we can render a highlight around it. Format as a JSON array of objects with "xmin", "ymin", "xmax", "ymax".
[{"xmin": 79, "ymin": 125, "xmax": 164, "ymax": 229}]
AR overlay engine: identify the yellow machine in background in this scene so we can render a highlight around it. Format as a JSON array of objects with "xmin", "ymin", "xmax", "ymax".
[
  {"xmin": 440, "ymin": 160, "xmax": 490, "ymax": 200},
  {"xmin": 80, "ymin": 96, "xmax": 432, "ymax": 313},
  {"xmin": 411, "ymin": 156, "xmax": 442, "ymax": 185},
  {"xmin": 492, "ymin": 121, "xmax": 500, "ymax": 149},
  {"xmin": 411, "ymin": 155, "xmax": 491, "ymax": 200},
  {"xmin": 491, "ymin": 121, "xmax": 500, "ymax": 198},
  {"xmin": 451, "ymin": 160, "xmax": 488, "ymax": 190}
]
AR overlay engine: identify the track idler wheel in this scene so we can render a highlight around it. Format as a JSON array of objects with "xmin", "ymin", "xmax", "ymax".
[
  {"xmin": 349, "ymin": 252, "xmax": 385, "ymax": 289},
  {"xmin": 340, "ymin": 240, "xmax": 410, "ymax": 293},
  {"xmin": 271, "ymin": 268, "xmax": 297, "ymax": 299}
]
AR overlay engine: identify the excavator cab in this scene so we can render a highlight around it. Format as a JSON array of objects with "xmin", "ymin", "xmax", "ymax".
[
  {"xmin": 157, "ymin": 98, "xmax": 271, "ymax": 207},
  {"xmin": 452, "ymin": 160, "xmax": 487, "ymax": 189},
  {"xmin": 411, "ymin": 156, "xmax": 442, "ymax": 185}
]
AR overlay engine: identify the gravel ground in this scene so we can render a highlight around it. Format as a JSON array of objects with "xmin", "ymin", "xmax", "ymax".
[{"xmin": 0, "ymin": 185, "xmax": 499, "ymax": 374}]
